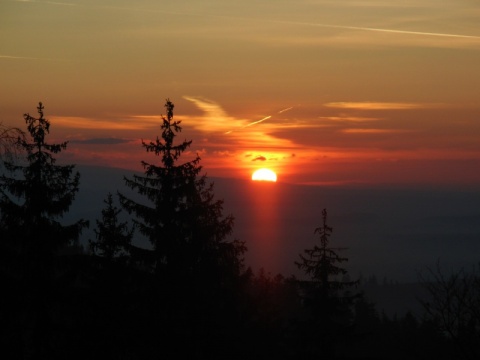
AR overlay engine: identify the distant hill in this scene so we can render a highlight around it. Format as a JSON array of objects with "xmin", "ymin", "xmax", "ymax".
[
  {"xmin": 60, "ymin": 164, "xmax": 480, "ymax": 318},
  {"xmin": 67, "ymin": 165, "xmax": 480, "ymax": 285}
]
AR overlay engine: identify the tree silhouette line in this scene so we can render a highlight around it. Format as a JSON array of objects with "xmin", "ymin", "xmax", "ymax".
[{"xmin": 1, "ymin": 101, "xmax": 479, "ymax": 359}]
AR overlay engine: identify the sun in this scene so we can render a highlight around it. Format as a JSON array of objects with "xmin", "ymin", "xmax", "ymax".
[{"xmin": 252, "ymin": 168, "xmax": 277, "ymax": 182}]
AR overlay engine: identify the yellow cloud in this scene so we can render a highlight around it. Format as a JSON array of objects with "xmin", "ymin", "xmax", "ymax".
[
  {"xmin": 181, "ymin": 96, "xmax": 236, "ymax": 133},
  {"xmin": 180, "ymin": 96, "xmax": 303, "ymax": 177},
  {"xmin": 182, "ymin": 96, "xmax": 291, "ymax": 144}
]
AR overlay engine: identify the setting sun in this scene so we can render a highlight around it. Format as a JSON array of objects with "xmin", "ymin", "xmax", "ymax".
[{"xmin": 252, "ymin": 168, "xmax": 277, "ymax": 182}]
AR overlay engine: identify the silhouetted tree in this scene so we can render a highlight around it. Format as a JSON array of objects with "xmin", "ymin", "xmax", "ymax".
[
  {"xmin": 238, "ymin": 268, "xmax": 301, "ymax": 358},
  {"xmin": 118, "ymin": 99, "xmax": 246, "ymax": 356},
  {"xmin": 419, "ymin": 263, "xmax": 480, "ymax": 360},
  {"xmin": 0, "ymin": 102, "xmax": 88, "ymax": 358},
  {"xmin": 89, "ymin": 192, "xmax": 133, "ymax": 262},
  {"xmin": 0, "ymin": 121, "xmax": 25, "ymax": 162},
  {"xmin": 294, "ymin": 208, "xmax": 359, "ymax": 358}
]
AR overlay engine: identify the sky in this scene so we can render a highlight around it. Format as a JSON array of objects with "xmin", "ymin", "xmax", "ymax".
[{"xmin": 2, "ymin": 0, "xmax": 480, "ymax": 187}]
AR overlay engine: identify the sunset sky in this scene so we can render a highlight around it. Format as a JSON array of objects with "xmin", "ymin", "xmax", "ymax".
[{"xmin": 2, "ymin": 0, "xmax": 480, "ymax": 186}]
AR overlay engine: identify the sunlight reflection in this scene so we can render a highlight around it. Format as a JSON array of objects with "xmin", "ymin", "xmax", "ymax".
[{"xmin": 243, "ymin": 181, "xmax": 281, "ymax": 273}]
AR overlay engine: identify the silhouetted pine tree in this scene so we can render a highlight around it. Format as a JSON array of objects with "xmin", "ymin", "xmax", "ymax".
[
  {"xmin": 293, "ymin": 208, "xmax": 359, "ymax": 358},
  {"xmin": 89, "ymin": 192, "xmax": 133, "ymax": 263},
  {"xmin": 80, "ymin": 193, "xmax": 141, "ymax": 359},
  {"xmin": 0, "ymin": 102, "xmax": 88, "ymax": 358},
  {"xmin": 118, "ymin": 99, "xmax": 246, "ymax": 356}
]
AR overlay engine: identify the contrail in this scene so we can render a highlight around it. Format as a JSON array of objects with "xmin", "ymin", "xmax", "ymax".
[
  {"xmin": 278, "ymin": 107, "xmax": 294, "ymax": 114},
  {"xmin": 14, "ymin": 0, "xmax": 76, "ymax": 5},
  {"xmin": 274, "ymin": 20, "xmax": 480, "ymax": 40},
  {"xmin": 225, "ymin": 116, "xmax": 271, "ymax": 135},
  {"xmin": 0, "ymin": 55, "xmax": 65, "ymax": 61},
  {"xmin": 225, "ymin": 106, "xmax": 294, "ymax": 134},
  {"xmin": 0, "ymin": 55, "xmax": 38, "ymax": 60},
  {"xmin": 14, "ymin": 0, "xmax": 480, "ymax": 40},
  {"xmin": 244, "ymin": 116, "xmax": 272, "ymax": 128}
]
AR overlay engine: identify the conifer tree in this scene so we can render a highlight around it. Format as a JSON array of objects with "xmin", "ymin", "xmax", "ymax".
[
  {"xmin": 0, "ymin": 102, "xmax": 88, "ymax": 358},
  {"xmin": 0, "ymin": 102, "xmax": 87, "ymax": 270},
  {"xmin": 119, "ymin": 99, "xmax": 245, "ymax": 279},
  {"xmin": 89, "ymin": 192, "xmax": 133, "ymax": 263},
  {"xmin": 296, "ymin": 209, "xmax": 354, "ymax": 297},
  {"xmin": 294, "ymin": 208, "xmax": 358, "ymax": 357},
  {"xmin": 118, "ymin": 98, "xmax": 246, "ymax": 355},
  {"xmin": 119, "ymin": 99, "xmax": 245, "ymax": 275}
]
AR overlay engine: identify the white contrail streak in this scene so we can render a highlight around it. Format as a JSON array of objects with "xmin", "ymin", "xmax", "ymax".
[
  {"xmin": 244, "ymin": 116, "xmax": 272, "ymax": 128},
  {"xmin": 0, "ymin": 55, "xmax": 37, "ymax": 59},
  {"xmin": 224, "ymin": 116, "xmax": 271, "ymax": 135},
  {"xmin": 278, "ymin": 107, "xmax": 293, "ymax": 114},
  {"xmin": 0, "ymin": 55, "xmax": 64, "ymax": 61},
  {"xmin": 14, "ymin": 0, "xmax": 75, "ymax": 5},
  {"xmin": 274, "ymin": 20, "xmax": 480, "ymax": 40},
  {"xmin": 13, "ymin": 0, "xmax": 480, "ymax": 40},
  {"xmin": 224, "ymin": 106, "xmax": 294, "ymax": 134}
]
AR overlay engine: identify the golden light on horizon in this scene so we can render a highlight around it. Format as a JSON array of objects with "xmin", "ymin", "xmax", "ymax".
[{"xmin": 252, "ymin": 168, "xmax": 277, "ymax": 182}]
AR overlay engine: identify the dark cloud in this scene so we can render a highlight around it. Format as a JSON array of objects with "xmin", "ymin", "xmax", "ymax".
[
  {"xmin": 252, "ymin": 156, "xmax": 266, "ymax": 161},
  {"xmin": 71, "ymin": 138, "xmax": 131, "ymax": 145}
]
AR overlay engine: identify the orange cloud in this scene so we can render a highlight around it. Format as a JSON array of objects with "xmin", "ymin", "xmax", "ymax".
[
  {"xmin": 181, "ymin": 96, "xmax": 296, "ymax": 149},
  {"xmin": 181, "ymin": 96, "xmax": 236, "ymax": 133},
  {"xmin": 341, "ymin": 129, "xmax": 412, "ymax": 134},
  {"xmin": 319, "ymin": 116, "xmax": 382, "ymax": 122},
  {"xmin": 51, "ymin": 116, "xmax": 160, "ymax": 130},
  {"xmin": 324, "ymin": 102, "xmax": 430, "ymax": 110}
]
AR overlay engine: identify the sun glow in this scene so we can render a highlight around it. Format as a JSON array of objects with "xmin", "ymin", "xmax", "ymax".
[{"xmin": 252, "ymin": 168, "xmax": 277, "ymax": 182}]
